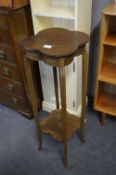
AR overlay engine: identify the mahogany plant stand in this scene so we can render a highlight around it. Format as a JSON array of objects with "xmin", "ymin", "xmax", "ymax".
[{"xmin": 23, "ymin": 28, "xmax": 89, "ymax": 167}]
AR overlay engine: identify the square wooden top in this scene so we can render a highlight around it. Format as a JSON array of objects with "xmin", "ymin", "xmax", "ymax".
[
  {"xmin": 103, "ymin": 2, "xmax": 116, "ymax": 16},
  {"xmin": 0, "ymin": 0, "xmax": 29, "ymax": 9}
]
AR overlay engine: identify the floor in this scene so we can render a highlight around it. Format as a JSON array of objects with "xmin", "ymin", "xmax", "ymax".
[{"xmin": 0, "ymin": 103, "xmax": 116, "ymax": 175}]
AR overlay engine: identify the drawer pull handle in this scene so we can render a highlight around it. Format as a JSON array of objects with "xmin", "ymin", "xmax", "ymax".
[
  {"xmin": 8, "ymin": 83, "xmax": 14, "ymax": 91},
  {"xmin": 0, "ymin": 49, "xmax": 5, "ymax": 59},
  {"xmin": 3, "ymin": 67, "xmax": 11, "ymax": 76},
  {"xmin": 12, "ymin": 98, "xmax": 18, "ymax": 105}
]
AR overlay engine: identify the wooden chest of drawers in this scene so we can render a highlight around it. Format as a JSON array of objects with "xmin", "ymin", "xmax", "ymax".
[{"xmin": 0, "ymin": 2, "xmax": 41, "ymax": 118}]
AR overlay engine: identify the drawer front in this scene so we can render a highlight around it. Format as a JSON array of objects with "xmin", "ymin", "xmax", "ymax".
[
  {"xmin": 0, "ymin": 15, "xmax": 8, "ymax": 27},
  {"xmin": 0, "ymin": 27, "xmax": 12, "ymax": 44},
  {"xmin": 0, "ymin": 44, "xmax": 16, "ymax": 64},
  {"xmin": 0, "ymin": 76, "xmax": 25, "ymax": 96},
  {"xmin": 0, "ymin": 89, "xmax": 30, "ymax": 113},
  {"xmin": 0, "ymin": 61, "xmax": 22, "ymax": 81}
]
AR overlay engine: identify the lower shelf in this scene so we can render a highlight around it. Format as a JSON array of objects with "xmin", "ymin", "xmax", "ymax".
[
  {"xmin": 95, "ymin": 92, "xmax": 116, "ymax": 116},
  {"xmin": 98, "ymin": 63, "xmax": 116, "ymax": 85},
  {"xmin": 41, "ymin": 109, "xmax": 80, "ymax": 141}
]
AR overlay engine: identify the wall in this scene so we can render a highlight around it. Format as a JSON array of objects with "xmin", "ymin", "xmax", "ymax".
[{"xmin": 88, "ymin": 0, "xmax": 113, "ymax": 97}]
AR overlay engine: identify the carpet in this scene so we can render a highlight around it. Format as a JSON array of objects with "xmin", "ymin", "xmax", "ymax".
[{"xmin": 0, "ymin": 104, "xmax": 116, "ymax": 175}]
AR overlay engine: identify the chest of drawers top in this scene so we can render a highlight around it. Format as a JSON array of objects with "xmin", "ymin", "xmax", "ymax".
[{"xmin": 0, "ymin": 0, "xmax": 29, "ymax": 10}]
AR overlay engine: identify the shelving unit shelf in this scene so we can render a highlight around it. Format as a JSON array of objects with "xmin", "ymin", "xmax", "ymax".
[
  {"xmin": 94, "ymin": 2, "xmax": 116, "ymax": 124},
  {"xmin": 95, "ymin": 82, "xmax": 116, "ymax": 116}
]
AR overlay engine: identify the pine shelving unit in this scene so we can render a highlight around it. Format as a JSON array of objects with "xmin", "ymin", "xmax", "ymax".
[{"xmin": 94, "ymin": 2, "xmax": 116, "ymax": 124}]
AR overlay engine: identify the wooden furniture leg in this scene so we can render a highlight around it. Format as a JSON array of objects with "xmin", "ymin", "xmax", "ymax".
[
  {"xmin": 100, "ymin": 113, "xmax": 106, "ymax": 125},
  {"xmin": 24, "ymin": 58, "xmax": 43, "ymax": 150},
  {"xmin": 53, "ymin": 67, "xmax": 59, "ymax": 109},
  {"xmin": 80, "ymin": 48, "xmax": 89, "ymax": 142},
  {"xmin": 59, "ymin": 59, "xmax": 67, "ymax": 167}
]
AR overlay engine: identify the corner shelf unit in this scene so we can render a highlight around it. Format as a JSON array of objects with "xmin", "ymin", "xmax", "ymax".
[
  {"xmin": 30, "ymin": 0, "xmax": 92, "ymax": 114},
  {"xmin": 94, "ymin": 3, "xmax": 116, "ymax": 124},
  {"xmin": 30, "ymin": 0, "xmax": 77, "ymax": 33}
]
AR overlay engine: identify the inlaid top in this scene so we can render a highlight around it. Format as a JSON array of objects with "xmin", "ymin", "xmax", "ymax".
[{"xmin": 24, "ymin": 28, "xmax": 89, "ymax": 58}]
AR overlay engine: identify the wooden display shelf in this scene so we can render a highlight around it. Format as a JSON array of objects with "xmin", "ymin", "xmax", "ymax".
[
  {"xmin": 103, "ymin": 33, "xmax": 116, "ymax": 46},
  {"xmin": 98, "ymin": 63, "xmax": 116, "ymax": 85},
  {"xmin": 40, "ymin": 109, "xmax": 80, "ymax": 142},
  {"xmin": 94, "ymin": 3, "xmax": 116, "ymax": 120},
  {"xmin": 95, "ymin": 92, "xmax": 116, "ymax": 117}
]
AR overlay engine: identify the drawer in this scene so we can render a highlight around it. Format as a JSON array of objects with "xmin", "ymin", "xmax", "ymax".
[
  {"xmin": 0, "ymin": 44, "xmax": 16, "ymax": 64},
  {"xmin": 0, "ymin": 76, "xmax": 25, "ymax": 96},
  {"xmin": 0, "ymin": 89, "xmax": 30, "ymax": 113},
  {"xmin": 0, "ymin": 61, "xmax": 22, "ymax": 81},
  {"xmin": 0, "ymin": 27, "xmax": 12, "ymax": 44},
  {"xmin": 0, "ymin": 14, "xmax": 8, "ymax": 27}
]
